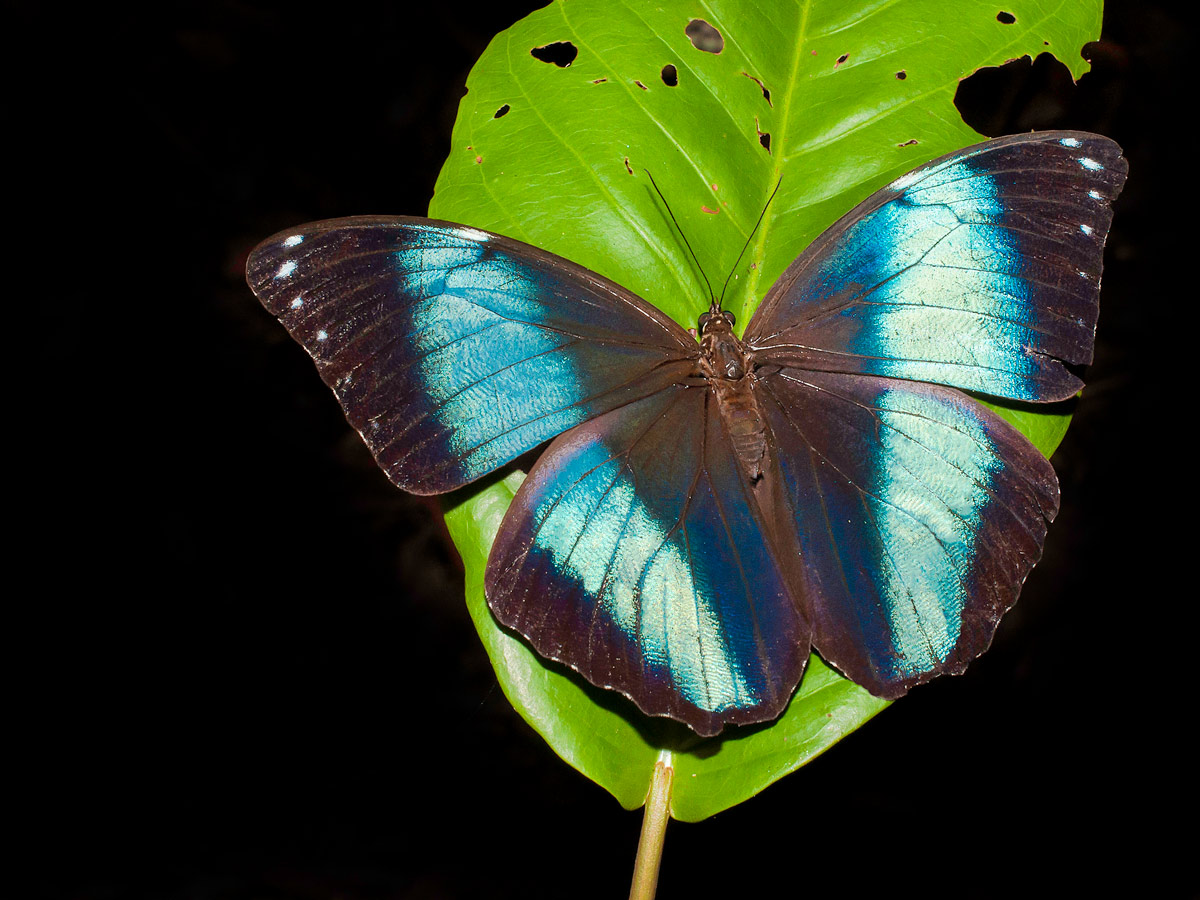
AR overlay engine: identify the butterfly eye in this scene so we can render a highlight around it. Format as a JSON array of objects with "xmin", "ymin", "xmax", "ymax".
[
  {"xmin": 723, "ymin": 310, "xmax": 736, "ymax": 328},
  {"xmin": 698, "ymin": 311, "xmax": 711, "ymax": 332}
]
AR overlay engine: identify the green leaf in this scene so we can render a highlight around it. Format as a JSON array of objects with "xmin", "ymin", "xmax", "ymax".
[{"xmin": 430, "ymin": 0, "xmax": 1104, "ymax": 822}]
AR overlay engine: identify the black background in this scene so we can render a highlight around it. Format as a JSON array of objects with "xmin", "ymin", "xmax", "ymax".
[{"xmin": 24, "ymin": 1, "xmax": 1189, "ymax": 897}]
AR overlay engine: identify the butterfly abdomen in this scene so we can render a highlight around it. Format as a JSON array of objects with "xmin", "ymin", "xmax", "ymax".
[{"xmin": 711, "ymin": 381, "xmax": 768, "ymax": 482}]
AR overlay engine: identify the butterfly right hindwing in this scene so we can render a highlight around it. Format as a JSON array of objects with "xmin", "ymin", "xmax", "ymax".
[{"xmin": 755, "ymin": 367, "xmax": 1059, "ymax": 697}]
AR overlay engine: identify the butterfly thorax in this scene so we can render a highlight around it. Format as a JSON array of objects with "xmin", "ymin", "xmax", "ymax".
[{"xmin": 699, "ymin": 310, "xmax": 768, "ymax": 482}]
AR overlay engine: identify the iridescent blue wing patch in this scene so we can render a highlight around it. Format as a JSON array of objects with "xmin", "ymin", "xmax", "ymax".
[
  {"xmin": 756, "ymin": 368, "xmax": 1059, "ymax": 697},
  {"xmin": 485, "ymin": 385, "xmax": 811, "ymax": 736},
  {"xmin": 247, "ymin": 217, "xmax": 698, "ymax": 494},
  {"xmin": 746, "ymin": 132, "xmax": 1128, "ymax": 403}
]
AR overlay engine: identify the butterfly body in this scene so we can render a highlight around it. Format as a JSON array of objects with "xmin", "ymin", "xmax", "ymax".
[
  {"xmin": 697, "ymin": 310, "xmax": 771, "ymax": 481},
  {"xmin": 248, "ymin": 131, "xmax": 1126, "ymax": 737}
]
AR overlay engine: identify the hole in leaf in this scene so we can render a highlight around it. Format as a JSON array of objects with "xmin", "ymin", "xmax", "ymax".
[
  {"xmin": 755, "ymin": 119, "xmax": 771, "ymax": 153},
  {"xmin": 686, "ymin": 19, "xmax": 724, "ymax": 53},
  {"xmin": 955, "ymin": 52, "xmax": 1075, "ymax": 135},
  {"xmin": 701, "ymin": 205, "xmax": 718, "ymax": 215},
  {"xmin": 897, "ymin": 139, "xmax": 919, "ymax": 147},
  {"xmin": 493, "ymin": 104, "xmax": 510, "ymax": 118},
  {"xmin": 997, "ymin": 10, "xmax": 1016, "ymax": 23},
  {"xmin": 835, "ymin": 53, "xmax": 849, "ymax": 67},
  {"xmin": 592, "ymin": 77, "xmax": 607, "ymax": 84},
  {"xmin": 661, "ymin": 64, "xmax": 678, "ymax": 86},
  {"xmin": 895, "ymin": 70, "xmax": 907, "ymax": 80},
  {"xmin": 743, "ymin": 72, "xmax": 772, "ymax": 106},
  {"xmin": 530, "ymin": 41, "xmax": 578, "ymax": 67},
  {"xmin": 634, "ymin": 80, "xmax": 647, "ymax": 90},
  {"xmin": 624, "ymin": 157, "xmax": 633, "ymax": 175}
]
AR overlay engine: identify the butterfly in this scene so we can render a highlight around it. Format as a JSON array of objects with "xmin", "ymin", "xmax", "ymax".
[{"xmin": 247, "ymin": 131, "xmax": 1126, "ymax": 737}]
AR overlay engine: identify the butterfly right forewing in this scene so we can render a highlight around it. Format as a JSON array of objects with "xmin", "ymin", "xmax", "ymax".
[{"xmin": 747, "ymin": 132, "xmax": 1127, "ymax": 403}]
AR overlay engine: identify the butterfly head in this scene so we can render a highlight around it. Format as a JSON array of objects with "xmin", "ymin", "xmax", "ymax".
[
  {"xmin": 697, "ymin": 307, "xmax": 736, "ymax": 337},
  {"xmin": 698, "ymin": 307, "xmax": 749, "ymax": 382}
]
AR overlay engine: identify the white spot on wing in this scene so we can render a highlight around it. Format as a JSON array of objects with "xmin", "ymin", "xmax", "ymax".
[
  {"xmin": 283, "ymin": 235, "xmax": 304, "ymax": 247},
  {"xmin": 1080, "ymin": 223, "xmax": 1094, "ymax": 235},
  {"xmin": 290, "ymin": 296, "xmax": 304, "ymax": 309},
  {"xmin": 1059, "ymin": 137, "xmax": 1082, "ymax": 148},
  {"xmin": 316, "ymin": 329, "xmax": 328, "ymax": 341},
  {"xmin": 1079, "ymin": 156, "xmax": 1103, "ymax": 171},
  {"xmin": 275, "ymin": 260, "xmax": 297, "ymax": 279},
  {"xmin": 456, "ymin": 226, "xmax": 490, "ymax": 243}
]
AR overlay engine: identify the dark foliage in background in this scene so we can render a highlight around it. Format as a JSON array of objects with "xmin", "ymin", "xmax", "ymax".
[{"xmin": 22, "ymin": 2, "xmax": 1188, "ymax": 897}]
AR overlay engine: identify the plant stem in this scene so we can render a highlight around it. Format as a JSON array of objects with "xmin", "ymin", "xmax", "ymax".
[{"xmin": 628, "ymin": 754, "xmax": 674, "ymax": 900}]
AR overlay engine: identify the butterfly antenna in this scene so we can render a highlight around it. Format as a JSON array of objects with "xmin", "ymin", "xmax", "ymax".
[
  {"xmin": 644, "ymin": 169, "xmax": 716, "ymax": 307},
  {"xmin": 720, "ymin": 177, "xmax": 782, "ymax": 308}
]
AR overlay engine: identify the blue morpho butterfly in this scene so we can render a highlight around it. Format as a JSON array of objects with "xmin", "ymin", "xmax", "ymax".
[{"xmin": 247, "ymin": 131, "xmax": 1126, "ymax": 737}]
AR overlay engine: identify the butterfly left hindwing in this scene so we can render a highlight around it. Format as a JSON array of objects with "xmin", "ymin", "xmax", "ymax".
[{"xmin": 486, "ymin": 384, "xmax": 810, "ymax": 737}]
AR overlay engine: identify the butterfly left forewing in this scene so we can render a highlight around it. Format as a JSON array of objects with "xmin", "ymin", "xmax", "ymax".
[
  {"xmin": 247, "ymin": 217, "xmax": 698, "ymax": 495},
  {"xmin": 755, "ymin": 368, "xmax": 1059, "ymax": 697},
  {"xmin": 486, "ymin": 384, "xmax": 811, "ymax": 736}
]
